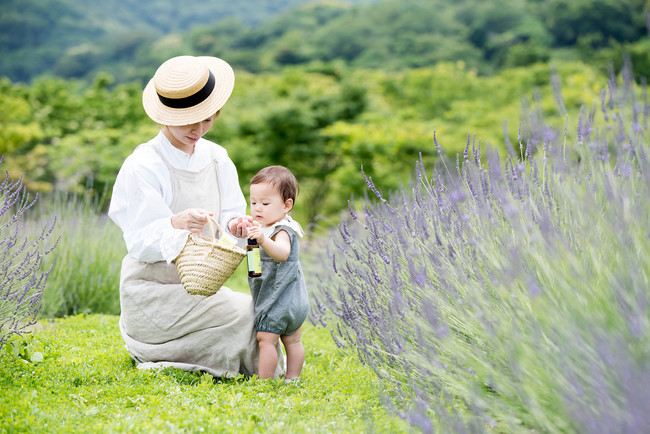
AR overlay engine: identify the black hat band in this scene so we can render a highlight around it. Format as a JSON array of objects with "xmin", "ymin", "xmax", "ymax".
[{"xmin": 157, "ymin": 71, "xmax": 215, "ymax": 109}]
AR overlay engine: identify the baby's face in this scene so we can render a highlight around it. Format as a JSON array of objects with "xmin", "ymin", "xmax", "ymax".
[{"xmin": 250, "ymin": 182, "xmax": 291, "ymax": 227}]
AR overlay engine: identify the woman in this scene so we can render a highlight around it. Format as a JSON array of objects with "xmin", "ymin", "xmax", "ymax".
[{"xmin": 108, "ymin": 55, "xmax": 284, "ymax": 378}]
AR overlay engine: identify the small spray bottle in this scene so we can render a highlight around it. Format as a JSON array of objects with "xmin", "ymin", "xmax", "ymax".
[{"xmin": 247, "ymin": 238, "xmax": 262, "ymax": 277}]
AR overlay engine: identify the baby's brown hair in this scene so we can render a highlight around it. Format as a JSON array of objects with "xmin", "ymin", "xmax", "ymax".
[{"xmin": 250, "ymin": 166, "xmax": 298, "ymax": 209}]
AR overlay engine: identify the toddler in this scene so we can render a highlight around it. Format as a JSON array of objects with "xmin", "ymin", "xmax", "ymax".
[{"xmin": 247, "ymin": 166, "xmax": 309, "ymax": 381}]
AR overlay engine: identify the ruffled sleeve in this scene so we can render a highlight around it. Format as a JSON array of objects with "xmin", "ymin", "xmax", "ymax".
[{"xmin": 262, "ymin": 216, "xmax": 304, "ymax": 239}]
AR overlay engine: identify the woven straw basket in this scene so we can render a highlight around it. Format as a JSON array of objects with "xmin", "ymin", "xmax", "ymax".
[{"xmin": 175, "ymin": 216, "xmax": 246, "ymax": 296}]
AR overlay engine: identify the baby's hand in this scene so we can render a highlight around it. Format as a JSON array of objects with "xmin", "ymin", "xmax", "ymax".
[{"xmin": 247, "ymin": 221, "xmax": 265, "ymax": 243}]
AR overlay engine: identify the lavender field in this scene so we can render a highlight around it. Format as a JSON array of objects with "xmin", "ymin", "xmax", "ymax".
[{"xmin": 307, "ymin": 64, "xmax": 650, "ymax": 432}]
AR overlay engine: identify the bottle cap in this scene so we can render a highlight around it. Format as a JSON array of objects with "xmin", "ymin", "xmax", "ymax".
[{"xmin": 248, "ymin": 238, "xmax": 257, "ymax": 245}]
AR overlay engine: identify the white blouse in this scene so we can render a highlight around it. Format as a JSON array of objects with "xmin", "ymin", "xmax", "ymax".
[
  {"xmin": 262, "ymin": 216, "xmax": 305, "ymax": 239},
  {"xmin": 108, "ymin": 131, "xmax": 247, "ymax": 263}
]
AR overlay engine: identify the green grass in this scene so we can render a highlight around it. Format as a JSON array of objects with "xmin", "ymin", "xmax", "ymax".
[
  {"xmin": 6, "ymin": 192, "xmax": 410, "ymax": 432},
  {"xmin": 0, "ymin": 314, "xmax": 409, "ymax": 433}
]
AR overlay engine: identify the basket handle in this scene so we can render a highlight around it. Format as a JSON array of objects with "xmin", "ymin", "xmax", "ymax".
[{"xmin": 205, "ymin": 216, "xmax": 224, "ymax": 241}]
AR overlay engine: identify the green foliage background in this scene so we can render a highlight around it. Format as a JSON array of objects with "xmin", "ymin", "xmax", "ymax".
[
  {"xmin": 0, "ymin": 61, "xmax": 608, "ymax": 227},
  {"xmin": 1, "ymin": 0, "xmax": 647, "ymax": 226}
]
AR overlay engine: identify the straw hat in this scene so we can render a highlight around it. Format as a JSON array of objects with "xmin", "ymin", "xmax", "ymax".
[{"xmin": 142, "ymin": 56, "xmax": 235, "ymax": 126}]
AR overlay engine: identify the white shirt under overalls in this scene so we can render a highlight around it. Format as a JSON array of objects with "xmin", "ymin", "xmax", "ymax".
[{"xmin": 108, "ymin": 130, "xmax": 247, "ymax": 263}]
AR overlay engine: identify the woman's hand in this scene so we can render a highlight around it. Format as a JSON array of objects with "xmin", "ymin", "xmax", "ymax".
[
  {"xmin": 171, "ymin": 208, "xmax": 213, "ymax": 233},
  {"xmin": 228, "ymin": 215, "xmax": 253, "ymax": 238}
]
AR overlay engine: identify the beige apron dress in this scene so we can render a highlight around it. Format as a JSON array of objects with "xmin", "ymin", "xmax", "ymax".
[{"xmin": 118, "ymin": 141, "xmax": 285, "ymax": 378}]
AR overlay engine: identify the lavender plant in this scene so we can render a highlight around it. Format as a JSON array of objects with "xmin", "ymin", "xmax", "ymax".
[
  {"xmin": 307, "ymin": 63, "xmax": 649, "ymax": 433},
  {"xmin": 0, "ymin": 160, "xmax": 57, "ymax": 351}
]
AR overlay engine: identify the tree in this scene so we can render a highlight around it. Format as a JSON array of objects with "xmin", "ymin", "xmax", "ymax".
[{"xmin": 541, "ymin": 0, "xmax": 648, "ymax": 47}]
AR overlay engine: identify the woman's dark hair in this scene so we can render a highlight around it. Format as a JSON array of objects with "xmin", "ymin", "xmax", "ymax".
[{"xmin": 250, "ymin": 165, "xmax": 298, "ymax": 208}]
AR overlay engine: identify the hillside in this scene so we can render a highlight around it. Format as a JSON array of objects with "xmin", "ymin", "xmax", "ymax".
[
  {"xmin": 0, "ymin": 0, "xmax": 377, "ymax": 83},
  {"xmin": 2, "ymin": 0, "xmax": 649, "ymax": 84},
  {"xmin": 195, "ymin": 0, "xmax": 648, "ymax": 75}
]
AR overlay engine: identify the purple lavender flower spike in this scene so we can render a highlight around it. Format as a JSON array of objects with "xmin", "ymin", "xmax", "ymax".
[
  {"xmin": 434, "ymin": 130, "xmax": 442, "ymax": 155},
  {"xmin": 347, "ymin": 200, "xmax": 358, "ymax": 220},
  {"xmin": 361, "ymin": 165, "xmax": 384, "ymax": 201},
  {"xmin": 0, "ymin": 160, "xmax": 57, "ymax": 351}
]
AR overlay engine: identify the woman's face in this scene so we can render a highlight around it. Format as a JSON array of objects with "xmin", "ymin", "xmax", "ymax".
[{"xmin": 163, "ymin": 112, "xmax": 218, "ymax": 154}]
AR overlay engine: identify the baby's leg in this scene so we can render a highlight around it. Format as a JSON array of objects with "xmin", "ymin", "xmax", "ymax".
[
  {"xmin": 257, "ymin": 331, "xmax": 280, "ymax": 379},
  {"xmin": 281, "ymin": 327, "xmax": 304, "ymax": 379}
]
